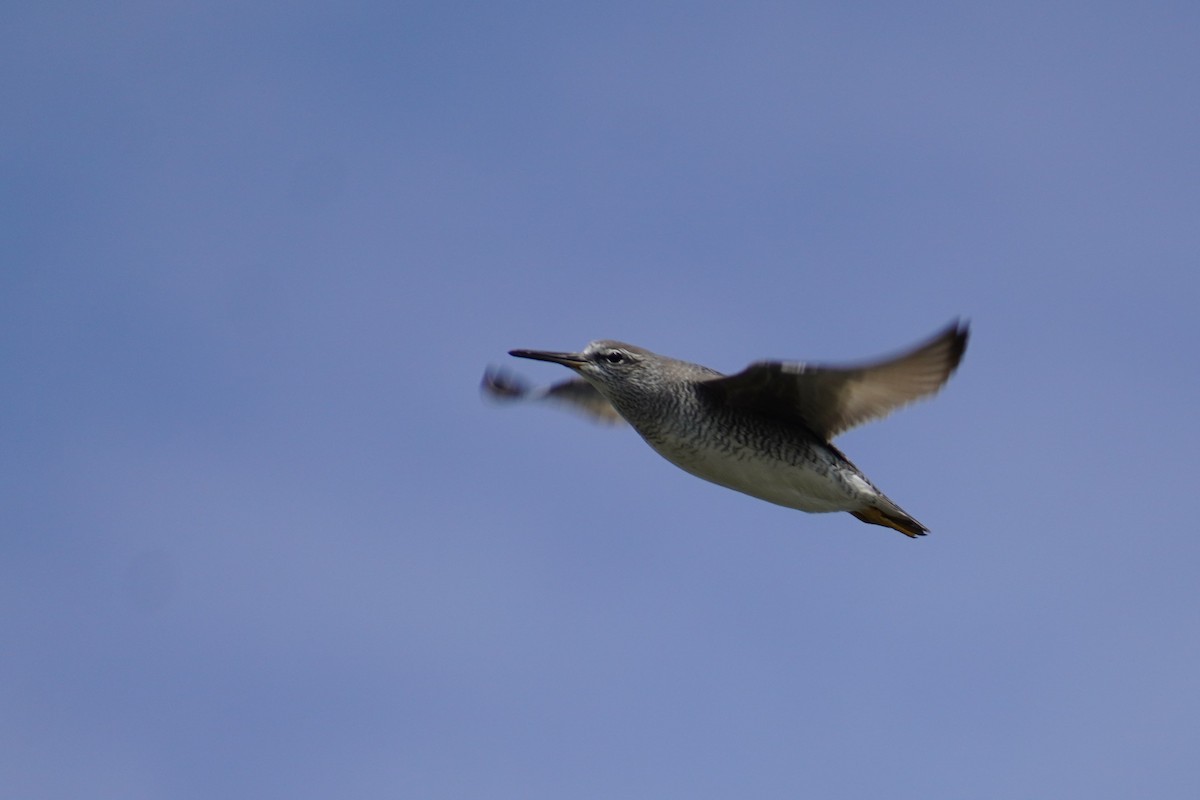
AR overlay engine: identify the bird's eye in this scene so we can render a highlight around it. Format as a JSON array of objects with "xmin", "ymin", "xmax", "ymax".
[{"xmin": 603, "ymin": 351, "xmax": 625, "ymax": 364}]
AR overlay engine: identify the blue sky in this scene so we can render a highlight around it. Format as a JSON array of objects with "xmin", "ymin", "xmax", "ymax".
[{"xmin": 4, "ymin": 2, "xmax": 1199, "ymax": 797}]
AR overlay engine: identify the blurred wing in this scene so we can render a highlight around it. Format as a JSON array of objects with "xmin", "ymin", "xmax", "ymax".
[
  {"xmin": 481, "ymin": 368, "xmax": 624, "ymax": 425},
  {"xmin": 702, "ymin": 321, "xmax": 968, "ymax": 439}
]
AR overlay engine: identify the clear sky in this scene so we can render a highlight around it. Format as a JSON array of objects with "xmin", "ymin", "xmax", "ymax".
[{"xmin": 4, "ymin": 2, "xmax": 1199, "ymax": 797}]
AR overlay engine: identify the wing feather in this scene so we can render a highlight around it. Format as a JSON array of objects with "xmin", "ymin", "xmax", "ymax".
[
  {"xmin": 481, "ymin": 368, "xmax": 624, "ymax": 425},
  {"xmin": 702, "ymin": 321, "xmax": 968, "ymax": 439}
]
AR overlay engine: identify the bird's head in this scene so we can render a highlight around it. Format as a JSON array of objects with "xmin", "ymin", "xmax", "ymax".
[{"xmin": 508, "ymin": 340, "xmax": 666, "ymax": 405}]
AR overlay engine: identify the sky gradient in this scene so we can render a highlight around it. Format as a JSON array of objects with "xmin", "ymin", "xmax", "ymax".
[{"xmin": 4, "ymin": 2, "xmax": 1199, "ymax": 797}]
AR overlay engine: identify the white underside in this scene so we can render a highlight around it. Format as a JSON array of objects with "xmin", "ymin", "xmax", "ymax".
[{"xmin": 648, "ymin": 440, "xmax": 879, "ymax": 513}]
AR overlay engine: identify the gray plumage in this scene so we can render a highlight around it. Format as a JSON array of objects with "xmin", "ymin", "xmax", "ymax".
[{"xmin": 482, "ymin": 321, "xmax": 968, "ymax": 537}]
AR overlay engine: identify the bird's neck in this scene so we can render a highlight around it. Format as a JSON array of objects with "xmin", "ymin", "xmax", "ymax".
[{"xmin": 609, "ymin": 382, "xmax": 700, "ymax": 435}]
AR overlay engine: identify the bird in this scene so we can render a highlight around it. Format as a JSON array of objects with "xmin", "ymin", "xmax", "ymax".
[{"xmin": 482, "ymin": 321, "xmax": 968, "ymax": 537}]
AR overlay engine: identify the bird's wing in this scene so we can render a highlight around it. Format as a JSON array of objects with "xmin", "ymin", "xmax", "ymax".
[
  {"xmin": 701, "ymin": 321, "xmax": 968, "ymax": 440},
  {"xmin": 481, "ymin": 368, "xmax": 625, "ymax": 425}
]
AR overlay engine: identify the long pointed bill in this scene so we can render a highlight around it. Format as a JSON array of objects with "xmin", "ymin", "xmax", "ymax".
[{"xmin": 509, "ymin": 349, "xmax": 588, "ymax": 369}]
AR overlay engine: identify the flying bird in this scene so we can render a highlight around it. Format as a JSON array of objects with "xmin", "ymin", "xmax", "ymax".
[{"xmin": 483, "ymin": 321, "xmax": 968, "ymax": 537}]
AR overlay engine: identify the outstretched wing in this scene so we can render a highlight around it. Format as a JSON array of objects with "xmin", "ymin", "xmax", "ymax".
[
  {"xmin": 481, "ymin": 367, "xmax": 625, "ymax": 425},
  {"xmin": 701, "ymin": 321, "xmax": 968, "ymax": 440}
]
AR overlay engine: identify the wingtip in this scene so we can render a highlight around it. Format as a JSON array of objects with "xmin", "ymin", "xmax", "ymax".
[
  {"xmin": 481, "ymin": 367, "xmax": 531, "ymax": 401},
  {"xmin": 946, "ymin": 318, "xmax": 970, "ymax": 370}
]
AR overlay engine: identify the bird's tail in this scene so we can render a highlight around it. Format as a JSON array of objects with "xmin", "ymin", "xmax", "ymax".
[{"xmin": 852, "ymin": 503, "xmax": 928, "ymax": 538}]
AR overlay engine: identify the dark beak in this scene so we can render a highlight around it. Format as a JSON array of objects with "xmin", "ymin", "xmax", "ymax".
[{"xmin": 509, "ymin": 349, "xmax": 588, "ymax": 369}]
